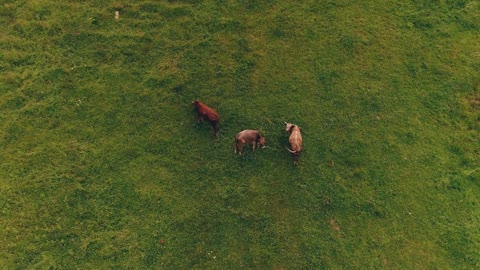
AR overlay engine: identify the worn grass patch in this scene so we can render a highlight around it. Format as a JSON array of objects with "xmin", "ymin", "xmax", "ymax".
[{"xmin": 1, "ymin": 0, "xmax": 479, "ymax": 268}]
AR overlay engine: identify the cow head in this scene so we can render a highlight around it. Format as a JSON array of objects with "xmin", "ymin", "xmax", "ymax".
[
  {"xmin": 284, "ymin": 122, "xmax": 295, "ymax": 133},
  {"xmin": 258, "ymin": 136, "xmax": 266, "ymax": 148}
]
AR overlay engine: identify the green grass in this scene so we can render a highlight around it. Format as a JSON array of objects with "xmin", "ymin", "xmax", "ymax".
[{"xmin": 1, "ymin": 0, "xmax": 479, "ymax": 269}]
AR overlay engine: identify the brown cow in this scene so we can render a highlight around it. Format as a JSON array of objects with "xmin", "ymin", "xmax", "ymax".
[
  {"xmin": 234, "ymin": 130, "xmax": 266, "ymax": 155},
  {"xmin": 193, "ymin": 100, "xmax": 220, "ymax": 137},
  {"xmin": 285, "ymin": 122, "xmax": 302, "ymax": 165}
]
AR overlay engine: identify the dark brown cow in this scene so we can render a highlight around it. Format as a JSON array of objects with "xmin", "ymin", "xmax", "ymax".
[
  {"xmin": 192, "ymin": 100, "xmax": 220, "ymax": 137},
  {"xmin": 234, "ymin": 130, "xmax": 266, "ymax": 155},
  {"xmin": 285, "ymin": 122, "xmax": 302, "ymax": 165}
]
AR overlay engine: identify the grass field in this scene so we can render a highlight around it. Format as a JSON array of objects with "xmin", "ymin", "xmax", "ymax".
[{"xmin": 1, "ymin": 0, "xmax": 479, "ymax": 269}]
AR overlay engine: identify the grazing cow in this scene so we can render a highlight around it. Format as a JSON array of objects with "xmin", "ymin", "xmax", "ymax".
[
  {"xmin": 285, "ymin": 122, "xmax": 302, "ymax": 165},
  {"xmin": 234, "ymin": 130, "xmax": 266, "ymax": 155},
  {"xmin": 192, "ymin": 100, "xmax": 220, "ymax": 137}
]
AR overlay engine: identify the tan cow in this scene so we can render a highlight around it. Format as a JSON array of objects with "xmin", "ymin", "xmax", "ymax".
[
  {"xmin": 234, "ymin": 130, "xmax": 266, "ymax": 155},
  {"xmin": 285, "ymin": 122, "xmax": 302, "ymax": 165}
]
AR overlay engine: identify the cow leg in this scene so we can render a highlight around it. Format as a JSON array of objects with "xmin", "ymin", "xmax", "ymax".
[
  {"xmin": 234, "ymin": 139, "xmax": 240, "ymax": 154},
  {"xmin": 294, "ymin": 153, "xmax": 300, "ymax": 165},
  {"xmin": 213, "ymin": 122, "xmax": 219, "ymax": 137}
]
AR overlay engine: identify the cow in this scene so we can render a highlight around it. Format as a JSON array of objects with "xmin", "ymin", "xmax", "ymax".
[
  {"xmin": 285, "ymin": 122, "xmax": 302, "ymax": 165},
  {"xmin": 192, "ymin": 100, "xmax": 220, "ymax": 137},
  {"xmin": 234, "ymin": 130, "xmax": 266, "ymax": 155}
]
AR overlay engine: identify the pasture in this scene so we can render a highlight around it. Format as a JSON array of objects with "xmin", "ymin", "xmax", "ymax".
[{"xmin": 1, "ymin": 0, "xmax": 479, "ymax": 268}]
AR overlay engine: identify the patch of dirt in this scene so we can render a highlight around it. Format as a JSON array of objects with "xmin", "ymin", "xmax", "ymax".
[
  {"xmin": 329, "ymin": 218, "xmax": 343, "ymax": 238},
  {"xmin": 470, "ymin": 96, "xmax": 480, "ymax": 107},
  {"xmin": 466, "ymin": 93, "xmax": 480, "ymax": 112},
  {"xmin": 469, "ymin": 81, "xmax": 480, "ymax": 108},
  {"xmin": 329, "ymin": 218, "xmax": 340, "ymax": 231}
]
